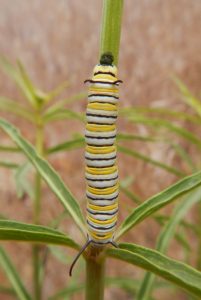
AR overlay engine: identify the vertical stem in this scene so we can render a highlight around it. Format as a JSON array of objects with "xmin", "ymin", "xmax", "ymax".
[
  {"xmin": 85, "ymin": 250, "xmax": 105, "ymax": 300},
  {"xmin": 100, "ymin": 0, "xmax": 124, "ymax": 65},
  {"xmin": 33, "ymin": 112, "xmax": 44, "ymax": 300}
]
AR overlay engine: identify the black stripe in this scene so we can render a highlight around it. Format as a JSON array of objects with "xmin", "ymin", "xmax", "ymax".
[
  {"xmin": 86, "ymin": 113, "xmax": 117, "ymax": 119},
  {"xmin": 88, "ymin": 94, "xmax": 119, "ymax": 99},
  {"xmin": 87, "ymin": 194, "xmax": 119, "ymax": 201},
  {"xmin": 88, "ymin": 100, "xmax": 117, "ymax": 105},
  {"xmin": 86, "ymin": 176, "xmax": 118, "ymax": 181},
  {"xmin": 86, "ymin": 163, "xmax": 114, "ymax": 168},
  {"xmin": 87, "ymin": 143, "xmax": 114, "ymax": 147},
  {"xmin": 87, "ymin": 122, "xmax": 115, "ymax": 126},
  {"xmin": 85, "ymin": 135, "xmax": 116, "ymax": 140},
  {"xmin": 85, "ymin": 156, "xmax": 116, "ymax": 161},
  {"xmin": 94, "ymin": 71, "xmax": 116, "ymax": 77},
  {"xmin": 87, "ymin": 209, "xmax": 118, "ymax": 216},
  {"xmin": 88, "ymin": 80, "xmax": 117, "ymax": 85},
  {"xmin": 87, "ymin": 220, "xmax": 117, "ymax": 230}
]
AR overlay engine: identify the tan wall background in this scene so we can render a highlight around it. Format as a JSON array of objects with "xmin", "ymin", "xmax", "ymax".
[{"xmin": 0, "ymin": 1, "xmax": 201, "ymax": 299}]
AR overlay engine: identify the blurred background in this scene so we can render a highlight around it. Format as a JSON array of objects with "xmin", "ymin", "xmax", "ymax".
[{"xmin": 0, "ymin": 0, "xmax": 201, "ymax": 299}]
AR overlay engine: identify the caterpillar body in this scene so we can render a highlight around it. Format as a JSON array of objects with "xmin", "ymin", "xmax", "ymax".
[{"xmin": 69, "ymin": 53, "xmax": 121, "ymax": 276}]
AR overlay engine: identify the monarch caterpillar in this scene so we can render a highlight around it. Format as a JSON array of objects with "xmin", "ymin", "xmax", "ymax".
[{"xmin": 69, "ymin": 53, "xmax": 122, "ymax": 276}]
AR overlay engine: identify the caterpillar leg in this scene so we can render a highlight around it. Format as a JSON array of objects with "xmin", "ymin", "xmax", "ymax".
[{"xmin": 69, "ymin": 238, "xmax": 92, "ymax": 276}]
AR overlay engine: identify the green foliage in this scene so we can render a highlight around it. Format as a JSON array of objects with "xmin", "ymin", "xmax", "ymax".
[{"xmin": 0, "ymin": 18, "xmax": 201, "ymax": 300}]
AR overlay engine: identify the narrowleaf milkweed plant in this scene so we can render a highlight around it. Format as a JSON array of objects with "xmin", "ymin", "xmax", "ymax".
[{"xmin": 0, "ymin": 1, "xmax": 201, "ymax": 300}]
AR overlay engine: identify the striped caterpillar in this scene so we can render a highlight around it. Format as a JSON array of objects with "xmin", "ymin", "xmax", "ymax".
[{"xmin": 69, "ymin": 53, "xmax": 122, "ymax": 276}]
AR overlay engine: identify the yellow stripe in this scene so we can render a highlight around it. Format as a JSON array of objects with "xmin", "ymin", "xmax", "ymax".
[
  {"xmin": 86, "ymin": 165, "xmax": 117, "ymax": 175},
  {"xmin": 88, "ymin": 202, "xmax": 118, "ymax": 211},
  {"xmin": 86, "ymin": 145, "xmax": 116, "ymax": 155},
  {"xmin": 88, "ymin": 102, "xmax": 117, "ymax": 111},
  {"xmin": 86, "ymin": 124, "xmax": 115, "ymax": 132},
  {"xmin": 89, "ymin": 87, "xmax": 118, "ymax": 94},
  {"xmin": 89, "ymin": 231, "xmax": 114, "ymax": 240},
  {"xmin": 87, "ymin": 184, "xmax": 118, "ymax": 195},
  {"xmin": 88, "ymin": 215, "xmax": 117, "ymax": 225},
  {"xmin": 94, "ymin": 74, "xmax": 117, "ymax": 81}
]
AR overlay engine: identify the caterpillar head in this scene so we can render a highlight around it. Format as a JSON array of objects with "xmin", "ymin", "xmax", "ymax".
[{"xmin": 93, "ymin": 52, "xmax": 118, "ymax": 77}]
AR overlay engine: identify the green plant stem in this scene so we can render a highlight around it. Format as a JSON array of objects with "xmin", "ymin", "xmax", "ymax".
[
  {"xmin": 33, "ymin": 111, "xmax": 44, "ymax": 300},
  {"xmin": 85, "ymin": 248, "xmax": 105, "ymax": 300},
  {"xmin": 197, "ymin": 203, "xmax": 201, "ymax": 271},
  {"xmin": 100, "ymin": 0, "xmax": 124, "ymax": 65}
]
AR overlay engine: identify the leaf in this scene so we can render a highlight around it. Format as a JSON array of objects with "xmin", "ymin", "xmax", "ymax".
[
  {"xmin": 45, "ymin": 92, "xmax": 86, "ymax": 114},
  {"xmin": 0, "ymin": 220, "xmax": 79, "ymax": 249},
  {"xmin": 14, "ymin": 162, "xmax": 34, "ymax": 200},
  {"xmin": 48, "ymin": 284, "xmax": 84, "ymax": 300},
  {"xmin": 0, "ymin": 57, "xmax": 36, "ymax": 107},
  {"xmin": 127, "ymin": 115, "xmax": 201, "ymax": 150},
  {"xmin": 0, "ymin": 145, "xmax": 20, "ymax": 152},
  {"xmin": 107, "ymin": 243, "xmax": 201, "ymax": 298},
  {"xmin": 137, "ymin": 188, "xmax": 201, "ymax": 299},
  {"xmin": 0, "ymin": 161, "xmax": 19, "ymax": 169},
  {"xmin": 0, "ymin": 246, "xmax": 32, "ymax": 300},
  {"xmin": 0, "ymin": 285, "xmax": 15, "ymax": 295},
  {"xmin": 173, "ymin": 76, "xmax": 201, "ymax": 117},
  {"xmin": 117, "ymin": 132, "xmax": 158, "ymax": 142},
  {"xmin": 0, "ymin": 118, "xmax": 86, "ymax": 235},
  {"xmin": 116, "ymin": 171, "xmax": 201, "ymax": 239},
  {"xmin": 120, "ymin": 106, "xmax": 201, "ymax": 125},
  {"xmin": 43, "ymin": 109, "xmax": 85, "ymax": 123},
  {"xmin": 120, "ymin": 184, "xmax": 141, "ymax": 205},
  {"xmin": 47, "ymin": 137, "xmax": 85, "ymax": 155},
  {"xmin": 118, "ymin": 145, "xmax": 185, "ymax": 177},
  {"xmin": 0, "ymin": 96, "xmax": 34, "ymax": 122}
]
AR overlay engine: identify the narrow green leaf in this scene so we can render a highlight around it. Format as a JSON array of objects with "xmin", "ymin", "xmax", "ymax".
[
  {"xmin": 127, "ymin": 115, "xmax": 201, "ymax": 150},
  {"xmin": 120, "ymin": 184, "xmax": 141, "ymax": 205},
  {"xmin": 47, "ymin": 137, "xmax": 85, "ymax": 155},
  {"xmin": 0, "ymin": 145, "xmax": 20, "ymax": 152},
  {"xmin": 120, "ymin": 107, "xmax": 201, "ymax": 125},
  {"xmin": 116, "ymin": 171, "xmax": 201, "ymax": 239},
  {"xmin": 0, "ymin": 285, "xmax": 15, "ymax": 295},
  {"xmin": 0, "ymin": 57, "xmax": 36, "ymax": 107},
  {"xmin": 0, "ymin": 161, "xmax": 19, "ymax": 169},
  {"xmin": 14, "ymin": 163, "xmax": 34, "ymax": 200},
  {"xmin": 0, "ymin": 246, "xmax": 32, "ymax": 300},
  {"xmin": 0, "ymin": 97, "xmax": 34, "ymax": 122},
  {"xmin": 117, "ymin": 132, "xmax": 157, "ymax": 142},
  {"xmin": 137, "ymin": 188, "xmax": 201, "ymax": 299},
  {"xmin": 43, "ymin": 109, "xmax": 84, "ymax": 123},
  {"xmin": 173, "ymin": 76, "xmax": 201, "ymax": 117},
  {"xmin": 107, "ymin": 243, "xmax": 201, "ymax": 298},
  {"xmin": 0, "ymin": 220, "xmax": 79, "ymax": 249},
  {"xmin": 45, "ymin": 92, "xmax": 86, "ymax": 114},
  {"xmin": 48, "ymin": 284, "xmax": 84, "ymax": 300},
  {"xmin": 118, "ymin": 145, "xmax": 185, "ymax": 177},
  {"xmin": 0, "ymin": 118, "xmax": 86, "ymax": 235}
]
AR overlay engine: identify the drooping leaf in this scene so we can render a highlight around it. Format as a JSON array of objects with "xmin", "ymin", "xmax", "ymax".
[
  {"xmin": 107, "ymin": 243, "xmax": 201, "ymax": 298},
  {"xmin": 14, "ymin": 162, "xmax": 34, "ymax": 200},
  {"xmin": 137, "ymin": 188, "xmax": 201, "ymax": 299},
  {"xmin": 0, "ymin": 220, "xmax": 79, "ymax": 249},
  {"xmin": 0, "ymin": 97, "xmax": 34, "ymax": 122},
  {"xmin": 47, "ymin": 137, "xmax": 85, "ymax": 155},
  {"xmin": 118, "ymin": 145, "xmax": 185, "ymax": 177},
  {"xmin": 116, "ymin": 171, "xmax": 201, "ymax": 239},
  {"xmin": 0, "ymin": 246, "xmax": 32, "ymax": 300},
  {"xmin": 0, "ymin": 118, "xmax": 86, "ymax": 235},
  {"xmin": 0, "ymin": 161, "xmax": 19, "ymax": 169}
]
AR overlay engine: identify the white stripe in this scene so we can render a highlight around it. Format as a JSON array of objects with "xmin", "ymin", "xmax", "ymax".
[
  {"xmin": 85, "ymin": 137, "xmax": 115, "ymax": 145},
  {"xmin": 88, "ymin": 96, "xmax": 118, "ymax": 104},
  {"xmin": 85, "ymin": 129, "xmax": 116, "ymax": 137},
  {"xmin": 86, "ymin": 189, "xmax": 119, "ymax": 200},
  {"xmin": 87, "ymin": 177, "xmax": 118, "ymax": 187},
  {"xmin": 85, "ymin": 151, "xmax": 116, "ymax": 159},
  {"xmin": 86, "ymin": 158, "xmax": 116, "ymax": 167},
  {"xmin": 86, "ymin": 115, "xmax": 116, "ymax": 124},
  {"xmin": 85, "ymin": 171, "xmax": 118, "ymax": 180},
  {"xmin": 87, "ymin": 108, "xmax": 118, "ymax": 117}
]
